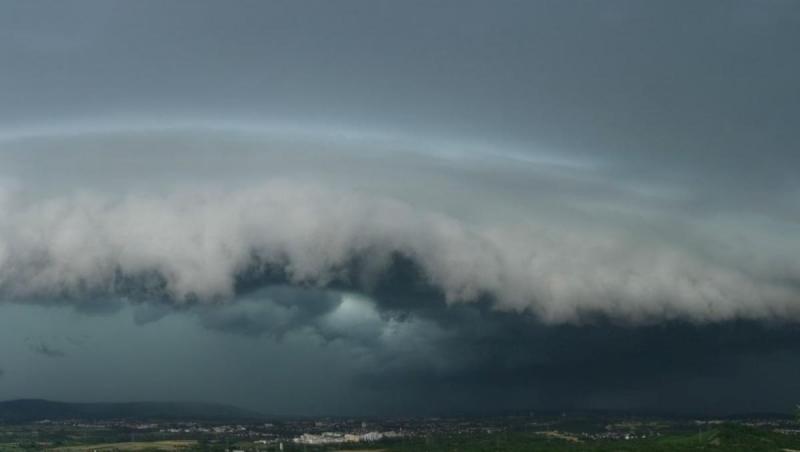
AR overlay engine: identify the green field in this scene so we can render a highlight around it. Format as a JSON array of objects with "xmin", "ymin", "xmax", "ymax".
[
  {"xmin": 0, "ymin": 440, "xmax": 196, "ymax": 451},
  {"xmin": 49, "ymin": 440, "xmax": 198, "ymax": 451}
]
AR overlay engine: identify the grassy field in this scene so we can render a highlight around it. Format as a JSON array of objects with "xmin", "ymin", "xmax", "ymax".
[{"xmin": 48, "ymin": 440, "xmax": 197, "ymax": 451}]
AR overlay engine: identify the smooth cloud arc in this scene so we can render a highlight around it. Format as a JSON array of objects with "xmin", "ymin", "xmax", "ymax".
[{"xmin": 0, "ymin": 126, "xmax": 798, "ymax": 324}]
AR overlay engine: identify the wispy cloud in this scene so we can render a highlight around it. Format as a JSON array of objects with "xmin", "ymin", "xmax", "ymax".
[{"xmin": 28, "ymin": 341, "xmax": 66, "ymax": 358}]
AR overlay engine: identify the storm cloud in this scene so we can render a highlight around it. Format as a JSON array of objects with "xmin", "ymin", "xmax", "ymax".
[
  {"xmin": 1, "ymin": 0, "xmax": 799, "ymax": 416},
  {"xmin": 121, "ymin": 284, "xmax": 800, "ymax": 415},
  {"xmin": 0, "ymin": 140, "xmax": 797, "ymax": 325}
]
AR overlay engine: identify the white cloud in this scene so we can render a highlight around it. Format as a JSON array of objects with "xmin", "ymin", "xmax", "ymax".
[{"xmin": 0, "ymin": 125, "xmax": 797, "ymax": 324}]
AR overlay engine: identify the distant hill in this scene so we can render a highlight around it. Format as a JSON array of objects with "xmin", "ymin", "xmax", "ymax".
[{"xmin": 0, "ymin": 399, "xmax": 263, "ymax": 422}]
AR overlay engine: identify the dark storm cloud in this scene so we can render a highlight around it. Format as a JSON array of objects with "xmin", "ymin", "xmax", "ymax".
[
  {"xmin": 353, "ymin": 306, "xmax": 800, "ymax": 414},
  {"xmin": 153, "ymin": 281, "xmax": 800, "ymax": 415},
  {"xmin": 1, "ymin": 0, "xmax": 800, "ymax": 416},
  {"xmin": 114, "ymin": 252, "xmax": 798, "ymax": 415},
  {"xmin": 197, "ymin": 286, "xmax": 343, "ymax": 340}
]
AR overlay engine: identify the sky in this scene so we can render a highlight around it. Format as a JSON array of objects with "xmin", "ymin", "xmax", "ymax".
[{"xmin": 0, "ymin": 0, "xmax": 799, "ymax": 416}]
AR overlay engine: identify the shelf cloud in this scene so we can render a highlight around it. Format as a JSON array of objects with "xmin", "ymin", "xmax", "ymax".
[
  {"xmin": 0, "ymin": 127, "xmax": 798, "ymax": 326},
  {"xmin": 2, "ymin": 0, "xmax": 800, "ymax": 415}
]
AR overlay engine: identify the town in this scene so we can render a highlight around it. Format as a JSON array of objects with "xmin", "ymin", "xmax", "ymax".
[{"xmin": 2, "ymin": 412, "xmax": 800, "ymax": 451}]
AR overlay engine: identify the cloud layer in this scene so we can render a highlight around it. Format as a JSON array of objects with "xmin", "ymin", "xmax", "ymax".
[
  {"xmin": 2, "ymin": 1, "xmax": 800, "ymax": 416},
  {"xmin": 0, "ymin": 127, "xmax": 798, "ymax": 324}
]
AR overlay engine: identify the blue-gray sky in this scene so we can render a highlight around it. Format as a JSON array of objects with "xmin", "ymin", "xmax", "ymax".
[{"xmin": 0, "ymin": 0, "xmax": 799, "ymax": 415}]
